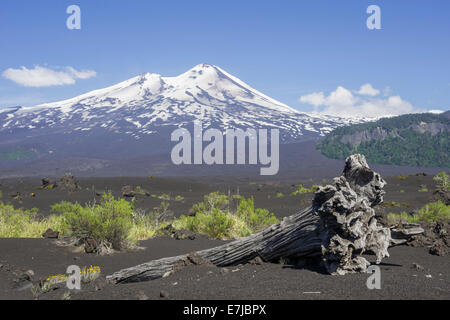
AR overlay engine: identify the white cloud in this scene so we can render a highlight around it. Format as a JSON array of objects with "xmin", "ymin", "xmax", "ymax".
[
  {"xmin": 299, "ymin": 92, "xmax": 325, "ymax": 106},
  {"xmin": 356, "ymin": 83, "xmax": 380, "ymax": 96},
  {"xmin": 2, "ymin": 65, "xmax": 96, "ymax": 87},
  {"xmin": 299, "ymin": 84, "xmax": 418, "ymax": 118}
]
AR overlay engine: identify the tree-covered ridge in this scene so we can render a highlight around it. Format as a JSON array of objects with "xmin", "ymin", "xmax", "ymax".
[{"xmin": 317, "ymin": 112, "xmax": 450, "ymax": 167}]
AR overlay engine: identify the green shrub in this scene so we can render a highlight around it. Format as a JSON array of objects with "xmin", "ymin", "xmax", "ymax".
[
  {"xmin": 387, "ymin": 201, "xmax": 450, "ymax": 224},
  {"xmin": 174, "ymin": 192, "xmax": 279, "ymax": 239},
  {"xmin": 235, "ymin": 196, "xmax": 279, "ymax": 233},
  {"xmin": 188, "ymin": 192, "xmax": 229, "ymax": 216},
  {"xmin": 433, "ymin": 172, "xmax": 449, "ymax": 191},
  {"xmin": 51, "ymin": 193, "xmax": 134, "ymax": 250}
]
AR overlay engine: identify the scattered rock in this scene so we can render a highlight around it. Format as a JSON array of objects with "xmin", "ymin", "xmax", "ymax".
[
  {"xmin": 94, "ymin": 282, "xmax": 103, "ymax": 291},
  {"xmin": 121, "ymin": 185, "xmax": 136, "ymax": 198},
  {"xmin": 161, "ymin": 224, "xmax": 196, "ymax": 240},
  {"xmin": 16, "ymin": 271, "xmax": 32, "ymax": 282},
  {"xmin": 159, "ymin": 290, "xmax": 169, "ymax": 298},
  {"xmin": 41, "ymin": 178, "xmax": 57, "ymax": 189},
  {"xmin": 173, "ymin": 229, "xmax": 196, "ymax": 240},
  {"xmin": 430, "ymin": 188, "xmax": 450, "ymax": 205},
  {"xmin": 406, "ymin": 221, "xmax": 449, "ymax": 256},
  {"xmin": 412, "ymin": 263, "xmax": 424, "ymax": 271},
  {"xmin": 9, "ymin": 192, "xmax": 21, "ymax": 200},
  {"xmin": 84, "ymin": 238, "xmax": 99, "ymax": 254},
  {"xmin": 59, "ymin": 173, "xmax": 81, "ymax": 192},
  {"xmin": 248, "ymin": 256, "xmax": 264, "ymax": 265},
  {"xmin": 42, "ymin": 228, "xmax": 59, "ymax": 239},
  {"xmin": 95, "ymin": 190, "xmax": 106, "ymax": 196},
  {"xmin": 430, "ymin": 240, "xmax": 447, "ymax": 256}
]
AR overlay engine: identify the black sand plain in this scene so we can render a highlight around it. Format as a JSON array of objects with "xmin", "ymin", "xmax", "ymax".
[{"xmin": 0, "ymin": 170, "xmax": 449, "ymax": 300}]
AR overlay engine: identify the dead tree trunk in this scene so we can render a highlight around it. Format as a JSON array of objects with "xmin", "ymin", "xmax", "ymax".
[{"xmin": 107, "ymin": 154, "xmax": 392, "ymax": 283}]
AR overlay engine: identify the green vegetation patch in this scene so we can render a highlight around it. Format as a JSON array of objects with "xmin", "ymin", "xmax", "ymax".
[
  {"xmin": 434, "ymin": 171, "xmax": 449, "ymax": 191},
  {"xmin": 291, "ymin": 184, "xmax": 319, "ymax": 195},
  {"xmin": 173, "ymin": 192, "xmax": 279, "ymax": 239},
  {"xmin": 0, "ymin": 203, "xmax": 63, "ymax": 238},
  {"xmin": 387, "ymin": 201, "xmax": 450, "ymax": 224}
]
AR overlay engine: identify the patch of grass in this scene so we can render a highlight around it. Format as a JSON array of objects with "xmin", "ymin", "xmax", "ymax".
[
  {"xmin": 387, "ymin": 201, "xmax": 450, "ymax": 224},
  {"xmin": 383, "ymin": 201, "xmax": 411, "ymax": 208},
  {"xmin": 151, "ymin": 193, "xmax": 171, "ymax": 201},
  {"xmin": 291, "ymin": 184, "xmax": 319, "ymax": 196},
  {"xmin": 173, "ymin": 192, "xmax": 279, "ymax": 239},
  {"xmin": 129, "ymin": 202, "xmax": 171, "ymax": 241},
  {"xmin": 275, "ymin": 192, "xmax": 284, "ymax": 198},
  {"xmin": 0, "ymin": 203, "xmax": 64, "ymax": 238},
  {"xmin": 418, "ymin": 185, "xmax": 429, "ymax": 192},
  {"xmin": 396, "ymin": 175, "xmax": 408, "ymax": 180}
]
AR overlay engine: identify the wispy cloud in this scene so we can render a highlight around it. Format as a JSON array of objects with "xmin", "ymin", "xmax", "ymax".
[
  {"xmin": 299, "ymin": 83, "xmax": 418, "ymax": 118},
  {"xmin": 2, "ymin": 65, "xmax": 96, "ymax": 87}
]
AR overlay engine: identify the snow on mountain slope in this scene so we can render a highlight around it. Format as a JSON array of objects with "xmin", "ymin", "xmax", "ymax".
[{"xmin": 0, "ymin": 64, "xmax": 365, "ymax": 142}]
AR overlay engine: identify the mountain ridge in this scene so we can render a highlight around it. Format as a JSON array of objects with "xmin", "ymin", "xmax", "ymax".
[{"xmin": 317, "ymin": 111, "xmax": 450, "ymax": 167}]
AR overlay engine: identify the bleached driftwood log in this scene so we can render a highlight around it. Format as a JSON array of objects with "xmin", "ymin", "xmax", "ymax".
[{"xmin": 107, "ymin": 154, "xmax": 392, "ymax": 283}]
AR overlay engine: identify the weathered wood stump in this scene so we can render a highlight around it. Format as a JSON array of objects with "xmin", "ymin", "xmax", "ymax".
[{"xmin": 107, "ymin": 154, "xmax": 393, "ymax": 283}]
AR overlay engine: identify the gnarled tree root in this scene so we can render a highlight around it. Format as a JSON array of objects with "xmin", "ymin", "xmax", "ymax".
[{"xmin": 107, "ymin": 154, "xmax": 395, "ymax": 283}]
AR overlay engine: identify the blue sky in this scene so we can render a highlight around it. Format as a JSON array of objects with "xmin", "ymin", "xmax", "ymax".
[{"xmin": 0, "ymin": 0, "xmax": 449, "ymax": 116}]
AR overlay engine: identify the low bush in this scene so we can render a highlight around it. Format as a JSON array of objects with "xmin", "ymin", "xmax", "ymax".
[
  {"xmin": 387, "ymin": 201, "xmax": 450, "ymax": 224},
  {"xmin": 433, "ymin": 172, "xmax": 449, "ymax": 191},
  {"xmin": 51, "ymin": 192, "xmax": 134, "ymax": 251},
  {"xmin": 174, "ymin": 192, "xmax": 279, "ymax": 239}
]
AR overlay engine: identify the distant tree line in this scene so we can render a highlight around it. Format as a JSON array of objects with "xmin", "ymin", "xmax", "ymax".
[{"xmin": 317, "ymin": 112, "xmax": 450, "ymax": 167}]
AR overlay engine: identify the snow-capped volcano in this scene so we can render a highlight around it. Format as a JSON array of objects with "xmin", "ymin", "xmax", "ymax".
[
  {"xmin": 0, "ymin": 64, "xmax": 362, "ymax": 140},
  {"xmin": 0, "ymin": 64, "xmax": 367, "ymax": 171},
  {"xmin": 29, "ymin": 63, "xmax": 296, "ymax": 114}
]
